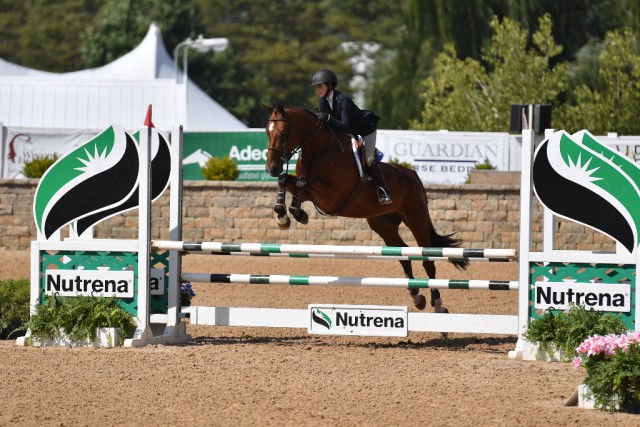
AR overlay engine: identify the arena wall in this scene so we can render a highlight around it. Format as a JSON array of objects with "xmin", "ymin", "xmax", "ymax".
[{"xmin": 0, "ymin": 179, "xmax": 615, "ymax": 252}]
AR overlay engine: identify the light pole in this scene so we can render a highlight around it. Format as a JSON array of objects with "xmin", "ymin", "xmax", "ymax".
[
  {"xmin": 173, "ymin": 35, "xmax": 229, "ymax": 83},
  {"xmin": 173, "ymin": 35, "xmax": 229, "ymax": 128}
]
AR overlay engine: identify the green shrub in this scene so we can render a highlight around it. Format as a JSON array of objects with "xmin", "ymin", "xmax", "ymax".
[
  {"xmin": 473, "ymin": 158, "xmax": 496, "ymax": 170},
  {"xmin": 27, "ymin": 295, "xmax": 137, "ymax": 344},
  {"xmin": 524, "ymin": 305, "xmax": 627, "ymax": 359},
  {"xmin": 388, "ymin": 157, "xmax": 415, "ymax": 170},
  {"xmin": 0, "ymin": 279, "xmax": 30, "ymax": 339},
  {"xmin": 201, "ymin": 156, "xmax": 239, "ymax": 180},
  {"xmin": 22, "ymin": 154, "xmax": 59, "ymax": 178},
  {"xmin": 464, "ymin": 157, "xmax": 497, "ymax": 183}
]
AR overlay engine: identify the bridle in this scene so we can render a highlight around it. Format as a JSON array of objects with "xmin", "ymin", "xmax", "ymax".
[{"xmin": 267, "ymin": 108, "xmax": 325, "ymax": 169}]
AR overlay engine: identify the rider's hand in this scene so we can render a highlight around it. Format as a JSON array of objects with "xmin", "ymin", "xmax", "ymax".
[{"xmin": 317, "ymin": 112, "xmax": 330, "ymax": 123}]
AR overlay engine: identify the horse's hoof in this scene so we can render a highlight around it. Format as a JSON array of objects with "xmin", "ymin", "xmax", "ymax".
[
  {"xmin": 435, "ymin": 306, "xmax": 449, "ymax": 314},
  {"xmin": 414, "ymin": 295, "xmax": 427, "ymax": 310},
  {"xmin": 298, "ymin": 211, "xmax": 309, "ymax": 225},
  {"xmin": 276, "ymin": 216, "xmax": 291, "ymax": 230}
]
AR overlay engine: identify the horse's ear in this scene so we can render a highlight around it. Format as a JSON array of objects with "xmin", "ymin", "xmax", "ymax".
[
  {"xmin": 276, "ymin": 104, "xmax": 286, "ymax": 115},
  {"xmin": 261, "ymin": 103, "xmax": 274, "ymax": 114}
]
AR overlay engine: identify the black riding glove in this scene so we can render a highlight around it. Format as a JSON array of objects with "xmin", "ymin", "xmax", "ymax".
[{"xmin": 317, "ymin": 112, "xmax": 331, "ymax": 123}]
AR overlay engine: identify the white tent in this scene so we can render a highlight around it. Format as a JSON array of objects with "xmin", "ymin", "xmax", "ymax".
[{"xmin": 0, "ymin": 23, "xmax": 246, "ymax": 131}]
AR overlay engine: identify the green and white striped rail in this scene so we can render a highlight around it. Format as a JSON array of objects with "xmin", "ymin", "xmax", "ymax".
[
  {"xmin": 182, "ymin": 273, "xmax": 519, "ymax": 291},
  {"xmin": 152, "ymin": 241, "xmax": 516, "ymax": 262}
]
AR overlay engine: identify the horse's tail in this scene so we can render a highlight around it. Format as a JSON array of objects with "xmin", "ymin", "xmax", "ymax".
[{"xmin": 429, "ymin": 227, "xmax": 469, "ymax": 271}]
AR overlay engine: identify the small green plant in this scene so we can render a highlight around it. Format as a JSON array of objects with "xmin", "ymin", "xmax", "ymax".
[
  {"xmin": 388, "ymin": 157, "xmax": 415, "ymax": 170},
  {"xmin": 201, "ymin": 156, "xmax": 239, "ymax": 180},
  {"xmin": 22, "ymin": 154, "xmax": 59, "ymax": 178},
  {"xmin": 574, "ymin": 332, "xmax": 640, "ymax": 413},
  {"xmin": 473, "ymin": 158, "xmax": 497, "ymax": 170},
  {"xmin": 27, "ymin": 295, "xmax": 136, "ymax": 344},
  {"xmin": 0, "ymin": 279, "xmax": 30, "ymax": 339},
  {"xmin": 465, "ymin": 158, "xmax": 497, "ymax": 183},
  {"xmin": 524, "ymin": 305, "xmax": 627, "ymax": 359}
]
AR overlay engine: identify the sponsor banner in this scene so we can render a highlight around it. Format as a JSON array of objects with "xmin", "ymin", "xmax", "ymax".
[
  {"xmin": 534, "ymin": 282, "xmax": 631, "ymax": 312},
  {"xmin": 45, "ymin": 269, "xmax": 134, "ymax": 298},
  {"xmin": 378, "ymin": 130, "xmax": 511, "ymax": 184},
  {"xmin": 308, "ymin": 304, "xmax": 408, "ymax": 337},
  {"xmin": 150, "ymin": 268, "xmax": 165, "ymax": 296},
  {"xmin": 2, "ymin": 127, "xmax": 100, "ymax": 179},
  {"xmin": 182, "ymin": 130, "xmax": 296, "ymax": 182}
]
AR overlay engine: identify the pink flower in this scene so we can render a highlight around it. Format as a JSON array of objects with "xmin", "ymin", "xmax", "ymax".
[{"xmin": 572, "ymin": 356, "xmax": 582, "ymax": 368}]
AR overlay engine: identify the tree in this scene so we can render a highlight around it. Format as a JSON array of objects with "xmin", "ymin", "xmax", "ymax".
[
  {"xmin": 81, "ymin": 0, "xmax": 204, "ymax": 67},
  {"xmin": 558, "ymin": 29, "xmax": 640, "ymax": 135},
  {"xmin": 410, "ymin": 15, "xmax": 568, "ymax": 132},
  {"xmin": 0, "ymin": 0, "xmax": 101, "ymax": 72}
]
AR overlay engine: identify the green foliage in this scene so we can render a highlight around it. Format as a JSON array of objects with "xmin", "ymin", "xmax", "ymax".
[
  {"xmin": 387, "ymin": 157, "xmax": 415, "ymax": 170},
  {"xmin": 473, "ymin": 158, "xmax": 496, "ymax": 170},
  {"xmin": 201, "ymin": 156, "xmax": 239, "ymax": 181},
  {"xmin": 22, "ymin": 154, "xmax": 59, "ymax": 179},
  {"xmin": 0, "ymin": 0, "xmax": 100, "ymax": 72},
  {"xmin": 579, "ymin": 337, "xmax": 640, "ymax": 412},
  {"xmin": 27, "ymin": 295, "xmax": 136, "ymax": 344},
  {"xmin": 557, "ymin": 29, "xmax": 640, "ymax": 135},
  {"xmin": 524, "ymin": 305, "xmax": 627, "ymax": 359},
  {"xmin": 0, "ymin": 279, "xmax": 30, "ymax": 339},
  {"xmin": 464, "ymin": 158, "xmax": 497, "ymax": 183},
  {"xmin": 81, "ymin": 0, "xmax": 203, "ymax": 68},
  {"xmin": 411, "ymin": 14, "xmax": 568, "ymax": 132}
]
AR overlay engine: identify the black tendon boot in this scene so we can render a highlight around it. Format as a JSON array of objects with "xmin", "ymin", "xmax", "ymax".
[{"xmin": 368, "ymin": 161, "xmax": 392, "ymax": 205}]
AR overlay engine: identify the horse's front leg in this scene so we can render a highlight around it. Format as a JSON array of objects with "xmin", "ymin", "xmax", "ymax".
[
  {"xmin": 288, "ymin": 179, "xmax": 309, "ymax": 225},
  {"xmin": 274, "ymin": 173, "xmax": 293, "ymax": 229}
]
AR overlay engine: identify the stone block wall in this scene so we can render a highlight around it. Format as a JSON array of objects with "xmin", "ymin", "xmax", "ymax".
[{"xmin": 0, "ymin": 179, "xmax": 616, "ymax": 253}]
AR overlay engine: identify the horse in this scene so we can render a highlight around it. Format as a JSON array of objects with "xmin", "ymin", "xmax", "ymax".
[{"xmin": 264, "ymin": 104, "xmax": 468, "ymax": 312}]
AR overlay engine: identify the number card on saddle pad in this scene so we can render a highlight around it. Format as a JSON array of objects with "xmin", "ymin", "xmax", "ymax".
[{"xmin": 308, "ymin": 304, "xmax": 408, "ymax": 337}]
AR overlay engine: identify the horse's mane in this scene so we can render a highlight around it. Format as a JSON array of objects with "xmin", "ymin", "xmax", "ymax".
[{"xmin": 276, "ymin": 104, "xmax": 317, "ymax": 118}]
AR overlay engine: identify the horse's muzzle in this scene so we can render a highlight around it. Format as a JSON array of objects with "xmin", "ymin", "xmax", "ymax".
[{"xmin": 266, "ymin": 162, "xmax": 283, "ymax": 177}]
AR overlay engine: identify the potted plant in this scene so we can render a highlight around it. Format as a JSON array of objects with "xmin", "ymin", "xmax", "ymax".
[
  {"xmin": 26, "ymin": 295, "xmax": 136, "ymax": 347},
  {"xmin": 523, "ymin": 305, "xmax": 627, "ymax": 361},
  {"xmin": 573, "ymin": 332, "xmax": 640, "ymax": 413}
]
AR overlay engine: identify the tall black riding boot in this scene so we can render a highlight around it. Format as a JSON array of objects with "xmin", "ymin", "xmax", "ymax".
[{"xmin": 368, "ymin": 161, "xmax": 392, "ymax": 205}]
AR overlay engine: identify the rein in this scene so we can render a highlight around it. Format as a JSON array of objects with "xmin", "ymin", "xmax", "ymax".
[{"xmin": 268, "ymin": 108, "xmax": 342, "ymax": 170}]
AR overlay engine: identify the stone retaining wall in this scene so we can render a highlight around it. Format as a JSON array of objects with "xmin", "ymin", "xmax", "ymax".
[{"xmin": 0, "ymin": 179, "xmax": 615, "ymax": 252}]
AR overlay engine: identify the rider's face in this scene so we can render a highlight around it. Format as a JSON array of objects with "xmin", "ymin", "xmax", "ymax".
[{"xmin": 315, "ymin": 83, "xmax": 329, "ymax": 98}]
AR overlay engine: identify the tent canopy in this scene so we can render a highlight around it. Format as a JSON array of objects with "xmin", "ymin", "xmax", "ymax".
[{"xmin": 0, "ymin": 23, "xmax": 246, "ymax": 131}]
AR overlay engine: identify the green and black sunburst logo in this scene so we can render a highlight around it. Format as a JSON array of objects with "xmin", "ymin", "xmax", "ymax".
[{"xmin": 312, "ymin": 309, "xmax": 332, "ymax": 329}]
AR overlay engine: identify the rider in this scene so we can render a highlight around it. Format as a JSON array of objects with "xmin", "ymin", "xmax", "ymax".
[{"xmin": 310, "ymin": 69, "xmax": 392, "ymax": 205}]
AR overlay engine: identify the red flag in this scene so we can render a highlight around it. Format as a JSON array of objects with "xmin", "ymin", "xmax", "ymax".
[{"xmin": 144, "ymin": 105, "xmax": 154, "ymax": 127}]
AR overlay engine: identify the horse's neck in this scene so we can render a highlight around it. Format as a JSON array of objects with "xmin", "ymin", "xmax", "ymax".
[{"xmin": 301, "ymin": 128, "xmax": 347, "ymax": 162}]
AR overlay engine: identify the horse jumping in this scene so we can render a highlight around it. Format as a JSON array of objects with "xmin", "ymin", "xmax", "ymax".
[{"xmin": 264, "ymin": 104, "xmax": 468, "ymax": 312}]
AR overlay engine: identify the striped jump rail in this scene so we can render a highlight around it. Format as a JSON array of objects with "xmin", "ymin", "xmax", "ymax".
[
  {"xmin": 152, "ymin": 241, "xmax": 517, "ymax": 262},
  {"xmin": 182, "ymin": 273, "xmax": 520, "ymax": 291}
]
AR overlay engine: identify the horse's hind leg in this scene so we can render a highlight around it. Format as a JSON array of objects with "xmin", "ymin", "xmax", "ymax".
[
  {"xmin": 402, "ymin": 208, "xmax": 449, "ymax": 314},
  {"xmin": 367, "ymin": 214, "xmax": 427, "ymax": 310}
]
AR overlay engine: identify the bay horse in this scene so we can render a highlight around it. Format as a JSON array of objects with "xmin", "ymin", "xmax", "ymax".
[{"xmin": 264, "ymin": 104, "xmax": 468, "ymax": 312}]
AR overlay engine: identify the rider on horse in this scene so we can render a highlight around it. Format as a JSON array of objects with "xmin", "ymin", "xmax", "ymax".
[{"xmin": 310, "ymin": 69, "xmax": 392, "ymax": 205}]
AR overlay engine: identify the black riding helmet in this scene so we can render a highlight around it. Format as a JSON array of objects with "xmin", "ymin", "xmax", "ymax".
[{"xmin": 310, "ymin": 69, "xmax": 338, "ymax": 89}]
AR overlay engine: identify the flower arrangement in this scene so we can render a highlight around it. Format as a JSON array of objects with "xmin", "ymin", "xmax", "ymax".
[
  {"xmin": 573, "ymin": 332, "xmax": 640, "ymax": 413},
  {"xmin": 181, "ymin": 283, "xmax": 196, "ymax": 306},
  {"xmin": 523, "ymin": 305, "xmax": 627, "ymax": 360}
]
